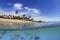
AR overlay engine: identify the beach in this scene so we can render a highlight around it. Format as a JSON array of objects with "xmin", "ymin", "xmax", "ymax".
[{"xmin": 0, "ymin": 18, "xmax": 32, "ymax": 24}]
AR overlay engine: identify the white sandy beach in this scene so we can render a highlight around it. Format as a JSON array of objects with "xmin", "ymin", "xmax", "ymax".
[{"xmin": 0, "ymin": 18, "xmax": 32, "ymax": 24}]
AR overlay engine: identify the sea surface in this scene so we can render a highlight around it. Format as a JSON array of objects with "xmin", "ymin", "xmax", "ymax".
[
  {"xmin": 0, "ymin": 22, "xmax": 60, "ymax": 29},
  {"xmin": 0, "ymin": 22, "xmax": 60, "ymax": 40}
]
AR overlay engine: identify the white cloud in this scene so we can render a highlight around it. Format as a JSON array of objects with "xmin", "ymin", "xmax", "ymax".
[
  {"xmin": 24, "ymin": 7, "xmax": 40, "ymax": 17},
  {"xmin": 24, "ymin": 7, "xmax": 31, "ymax": 11},
  {"xmin": 13, "ymin": 3, "xmax": 23, "ymax": 10},
  {"xmin": 31, "ymin": 8, "xmax": 40, "ymax": 14},
  {"xmin": 24, "ymin": 7, "xmax": 40, "ymax": 14}
]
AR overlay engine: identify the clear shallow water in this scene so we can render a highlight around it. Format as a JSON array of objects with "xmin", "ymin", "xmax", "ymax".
[
  {"xmin": 0, "ymin": 26, "xmax": 60, "ymax": 40},
  {"xmin": 0, "ymin": 22, "xmax": 60, "ymax": 40},
  {"xmin": 0, "ymin": 22, "xmax": 60, "ymax": 29}
]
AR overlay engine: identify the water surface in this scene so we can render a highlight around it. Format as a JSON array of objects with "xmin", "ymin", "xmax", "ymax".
[{"xmin": 0, "ymin": 22, "xmax": 60, "ymax": 29}]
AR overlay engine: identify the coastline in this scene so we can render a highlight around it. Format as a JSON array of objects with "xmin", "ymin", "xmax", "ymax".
[{"xmin": 0, "ymin": 18, "xmax": 32, "ymax": 24}]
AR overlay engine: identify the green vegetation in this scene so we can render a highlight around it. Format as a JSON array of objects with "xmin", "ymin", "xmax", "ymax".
[{"xmin": 0, "ymin": 14, "xmax": 33, "ymax": 21}]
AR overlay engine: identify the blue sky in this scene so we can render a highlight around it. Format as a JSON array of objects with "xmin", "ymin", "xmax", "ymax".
[{"xmin": 0, "ymin": 0, "xmax": 60, "ymax": 21}]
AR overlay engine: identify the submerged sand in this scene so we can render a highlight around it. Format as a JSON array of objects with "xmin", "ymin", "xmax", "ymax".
[{"xmin": 0, "ymin": 18, "xmax": 32, "ymax": 24}]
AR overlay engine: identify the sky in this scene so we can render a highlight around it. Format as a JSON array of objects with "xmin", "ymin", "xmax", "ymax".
[{"xmin": 0, "ymin": 0, "xmax": 60, "ymax": 22}]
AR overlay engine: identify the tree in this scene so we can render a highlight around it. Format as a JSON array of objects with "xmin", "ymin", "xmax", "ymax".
[
  {"xmin": 22, "ymin": 14, "xmax": 26, "ymax": 20},
  {"xmin": 22, "ymin": 14, "xmax": 25, "ymax": 18},
  {"xmin": 16, "ymin": 10, "xmax": 18, "ymax": 14},
  {"xmin": 28, "ymin": 16, "xmax": 31, "ymax": 19}
]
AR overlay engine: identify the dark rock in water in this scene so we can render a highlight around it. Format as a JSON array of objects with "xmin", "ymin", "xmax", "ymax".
[{"xmin": 34, "ymin": 36, "xmax": 40, "ymax": 40}]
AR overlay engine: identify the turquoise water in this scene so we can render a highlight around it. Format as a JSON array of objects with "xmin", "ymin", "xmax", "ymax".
[{"xmin": 0, "ymin": 22, "xmax": 60, "ymax": 40}]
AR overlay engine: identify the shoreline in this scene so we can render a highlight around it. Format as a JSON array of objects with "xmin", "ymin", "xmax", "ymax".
[{"xmin": 0, "ymin": 18, "xmax": 32, "ymax": 24}]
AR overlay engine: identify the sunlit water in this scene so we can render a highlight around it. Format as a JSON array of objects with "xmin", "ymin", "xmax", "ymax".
[{"xmin": 0, "ymin": 22, "xmax": 60, "ymax": 40}]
